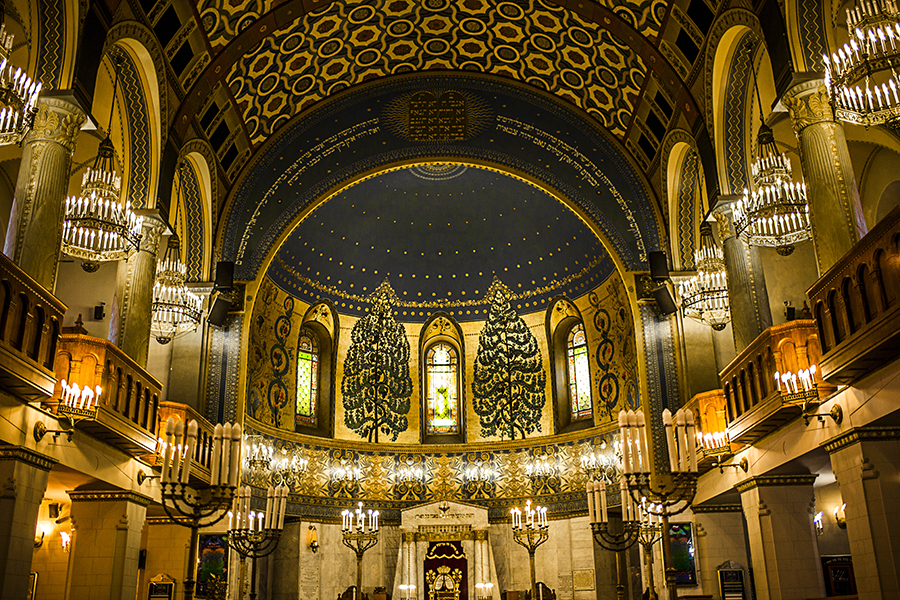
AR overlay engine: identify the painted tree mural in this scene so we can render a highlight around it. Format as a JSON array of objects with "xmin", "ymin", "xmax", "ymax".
[
  {"xmin": 341, "ymin": 280, "xmax": 413, "ymax": 442},
  {"xmin": 472, "ymin": 278, "xmax": 547, "ymax": 440}
]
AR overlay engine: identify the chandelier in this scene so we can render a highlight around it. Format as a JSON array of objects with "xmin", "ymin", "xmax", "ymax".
[
  {"xmin": 61, "ymin": 57, "xmax": 142, "ymax": 272},
  {"xmin": 525, "ymin": 452, "xmax": 556, "ymax": 479},
  {"xmin": 677, "ymin": 223, "xmax": 730, "ymax": 331},
  {"xmin": 396, "ymin": 461, "xmax": 425, "ymax": 483},
  {"xmin": 150, "ymin": 237, "xmax": 202, "ymax": 344},
  {"xmin": 464, "ymin": 461, "xmax": 495, "ymax": 484},
  {"xmin": 0, "ymin": 22, "xmax": 40, "ymax": 146},
  {"xmin": 823, "ymin": 0, "xmax": 900, "ymax": 128},
  {"xmin": 332, "ymin": 459, "xmax": 363, "ymax": 482},
  {"xmin": 580, "ymin": 437, "xmax": 622, "ymax": 483}
]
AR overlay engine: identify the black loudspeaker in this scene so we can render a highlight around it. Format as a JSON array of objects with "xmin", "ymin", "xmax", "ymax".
[
  {"xmin": 138, "ymin": 549, "xmax": 146, "ymax": 570},
  {"xmin": 649, "ymin": 251, "xmax": 669, "ymax": 282},
  {"xmin": 214, "ymin": 261, "xmax": 234, "ymax": 291},
  {"xmin": 207, "ymin": 294, "xmax": 232, "ymax": 326},
  {"xmin": 652, "ymin": 285, "xmax": 678, "ymax": 316}
]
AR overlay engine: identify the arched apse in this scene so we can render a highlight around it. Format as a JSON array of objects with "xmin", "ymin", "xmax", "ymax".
[
  {"xmin": 661, "ymin": 130, "xmax": 705, "ymax": 270},
  {"xmin": 709, "ymin": 15, "xmax": 776, "ymax": 196}
]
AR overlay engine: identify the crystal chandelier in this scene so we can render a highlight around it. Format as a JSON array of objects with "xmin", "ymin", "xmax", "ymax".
[
  {"xmin": 61, "ymin": 57, "xmax": 142, "ymax": 272},
  {"xmin": 0, "ymin": 22, "xmax": 40, "ymax": 146},
  {"xmin": 823, "ymin": 0, "xmax": 900, "ymax": 128},
  {"xmin": 677, "ymin": 223, "xmax": 731, "ymax": 331},
  {"xmin": 150, "ymin": 237, "xmax": 202, "ymax": 344}
]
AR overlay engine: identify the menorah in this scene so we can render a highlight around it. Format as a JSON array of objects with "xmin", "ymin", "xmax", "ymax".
[
  {"xmin": 228, "ymin": 484, "xmax": 288, "ymax": 600},
  {"xmin": 159, "ymin": 417, "xmax": 242, "ymax": 600},
  {"xmin": 341, "ymin": 502, "xmax": 380, "ymax": 598},
  {"xmin": 586, "ymin": 478, "xmax": 640, "ymax": 600},
  {"xmin": 636, "ymin": 501, "xmax": 664, "ymax": 600},
  {"xmin": 510, "ymin": 500, "xmax": 549, "ymax": 600}
]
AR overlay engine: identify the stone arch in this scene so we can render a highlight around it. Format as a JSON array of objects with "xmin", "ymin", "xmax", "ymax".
[
  {"xmin": 173, "ymin": 155, "xmax": 211, "ymax": 281},
  {"xmin": 661, "ymin": 129, "xmax": 705, "ymax": 270},
  {"xmin": 784, "ymin": 0, "xmax": 829, "ymax": 73}
]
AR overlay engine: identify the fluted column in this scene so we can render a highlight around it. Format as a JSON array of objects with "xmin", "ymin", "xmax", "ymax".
[
  {"xmin": 783, "ymin": 80, "xmax": 867, "ymax": 274},
  {"xmin": 712, "ymin": 207, "xmax": 773, "ymax": 352},
  {"xmin": 107, "ymin": 215, "xmax": 166, "ymax": 367},
  {"xmin": 3, "ymin": 98, "xmax": 84, "ymax": 291}
]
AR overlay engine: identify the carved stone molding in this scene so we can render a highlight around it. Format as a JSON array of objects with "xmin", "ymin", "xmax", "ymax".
[
  {"xmin": 0, "ymin": 445, "xmax": 57, "ymax": 471},
  {"xmin": 783, "ymin": 80, "xmax": 834, "ymax": 134},
  {"xmin": 821, "ymin": 426, "xmax": 900, "ymax": 454},
  {"xmin": 67, "ymin": 490, "xmax": 153, "ymax": 506},
  {"xmin": 693, "ymin": 503, "xmax": 743, "ymax": 513},
  {"xmin": 734, "ymin": 474, "xmax": 818, "ymax": 493},
  {"xmin": 28, "ymin": 98, "xmax": 85, "ymax": 152}
]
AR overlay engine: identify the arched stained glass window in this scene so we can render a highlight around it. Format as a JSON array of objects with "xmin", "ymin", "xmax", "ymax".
[
  {"xmin": 425, "ymin": 342, "xmax": 459, "ymax": 435},
  {"xmin": 567, "ymin": 323, "xmax": 592, "ymax": 420},
  {"xmin": 296, "ymin": 330, "xmax": 318, "ymax": 426}
]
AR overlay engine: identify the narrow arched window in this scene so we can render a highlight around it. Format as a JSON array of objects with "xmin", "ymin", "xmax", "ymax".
[
  {"xmin": 425, "ymin": 342, "xmax": 459, "ymax": 435},
  {"xmin": 567, "ymin": 323, "xmax": 592, "ymax": 420},
  {"xmin": 296, "ymin": 329, "xmax": 319, "ymax": 426}
]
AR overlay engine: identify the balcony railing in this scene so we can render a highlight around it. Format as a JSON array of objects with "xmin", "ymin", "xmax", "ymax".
[
  {"xmin": 0, "ymin": 252, "xmax": 66, "ymax": 401},
  {"xmin": 150, "ymin": 401, "xmax": 216, "ymax": 485},
  {"xmin": 720, "ymin": 320, "xmax": 836, "ymax": 444},
  {"xmin": 807, "ymin": 204, "xmax": 900, "ymax": 384},
  {"xmin": 684, "ymin": 389, "xmax": 737, "ymax": 472},
  {"xmin": 51, "ymin": 332, "xmax": 162, "ymax": 456}
]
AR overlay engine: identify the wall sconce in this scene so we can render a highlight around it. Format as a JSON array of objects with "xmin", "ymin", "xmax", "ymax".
[
  {"xmin": 834, "ymin": 503, "xmax": 847, "ymax": 528},
  {"xmin": 34, "ymin": 530, "xmax": 44, "ymax": 548},
  {"xmin": 399, "ymin": 584, "xmax": 417, "ymax": 599},
  {"xmin": 308, "ymin": 524, "xmax": 319, "ymax": 553},
  {"xmin": 60, "ymin": 531, "xmax": 71, "ymax": 553},
  {"xmin": 475, "ymin": 582, "xmax": 494, "ymax": 600},
  {"xmin": 814, "ymin": 511, "xmax": 824, "ymax": 536}
]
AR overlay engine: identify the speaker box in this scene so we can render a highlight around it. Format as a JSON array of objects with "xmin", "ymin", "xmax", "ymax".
[
  {"xmin": 214, "ymin": 261, "xmax": 234, "ymax": 291},
  {"xmin": 652, "ymin": 285, "xmax": 678, "ymax": 316},
  {"xmin": 207, "ymin": 293, "xmax": 232, "ymax": 326},
  {"xmin": 649, "ymin": 251, "xmax": 669, "ymax": 282}
]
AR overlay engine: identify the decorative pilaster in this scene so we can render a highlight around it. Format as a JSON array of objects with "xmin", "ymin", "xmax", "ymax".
[
  {"xmin": 783, "ymin": 80, "xmax": 867, "ymax": 274},
  {"xmin": 0, "ymin": 447, "xmax": 56, "ymax": 600},
  {"xmin": 713, "ymin": 205, "xmax": 773, "ymax": 352},
  {"xmin": 3, "ymin": 98, "xmax": 84, "ymax": 291},
  {"xmin": 736, "ymin": 474, "xmax": 824, "ymax": 600},
  {"xmin": 823, "ymin": 427, "xmax": 900, "ymax": 599},
  {"xmin": 107, "ymin": 215, "xmax": 166, "ymax": 368}
]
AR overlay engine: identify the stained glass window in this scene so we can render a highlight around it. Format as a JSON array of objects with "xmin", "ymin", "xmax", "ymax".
[
  {"xmin": 567, "ymin": 323, "xmax": 592, "ymax": 420},
  {"xmin": 426, "ymin": 342, "xmax": 459, "ymax": 434},
  {"xmin": 296, "ymin": 330, "xmax": 318, "ymax": 426}
]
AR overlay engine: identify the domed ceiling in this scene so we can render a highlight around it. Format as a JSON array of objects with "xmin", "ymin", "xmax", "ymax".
[{"xmin": 266, "ymin": 163, "xmax": 616, "ymax": 321}]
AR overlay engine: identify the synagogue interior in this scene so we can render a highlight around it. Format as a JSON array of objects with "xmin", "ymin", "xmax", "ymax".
[{"xmin": 0, "ymin": 0, "xmax": 898, "ymax": 598}]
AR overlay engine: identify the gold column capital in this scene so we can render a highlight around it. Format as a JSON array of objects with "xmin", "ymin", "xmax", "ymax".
[
  {"xmin": 28, "ymin": 97, "xmax": 85, "ymax": 153},
  {"xmin": 783, "ymin": 80, "xmax": 834, "ymax": 134}
]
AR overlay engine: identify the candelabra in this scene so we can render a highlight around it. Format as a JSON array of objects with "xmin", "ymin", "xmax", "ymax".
[
  {"xmin": 341, "ymin": 502, "xmax": 380, "ymax": 597},
  {"xmin": 637, "ymin": 502, "xmax": 664, "ymax": 600},
  {"xmin": 227, "ymin": 484, "xmax": 288, "ymax": 600},
  {"xmin": 159, "ymin": 417, "xmax": 242, "ymax": 600},
  {"xmin": 510, "ymin": 500, "xmax": 549, "ymax": 600},
  {"xmin": 474, "ymin": 582, "xmax": 494, "ymax": 600},
  {"xmin": 618, "ymin": 408, "xmax": 700, "ymax": 600},
  {"xmin": 34, "ymin": 381, "xmax": 103, "ymax": 442},
  {"xmin": 586, "ymin": 477, "xmax": 640, "ymax": 600},
  {"xmin": 581, "ymin": 437, "xmax": 623, "ymax": 483},
  {"xmin": 399, "ymin": 583, "xmax": 418, "ymax": 600}
]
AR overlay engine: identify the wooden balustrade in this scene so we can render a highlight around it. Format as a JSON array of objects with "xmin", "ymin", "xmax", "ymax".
[
  {"xmin": 0, "ymin": 252, "xmax": 66, "ymax": 401},
  {"xmin": 683, "ymin": 389, "xmax": 736, "ymax": 472},
  {"xmin": 52, "ymin": 331, "xmax": 162, "ymax": 456},
  {"xmin": 152, "ymin": 401, "xmax": 216, "ymax": 484},
  {"xmin": 808, "ymin": 204, "xmax": 900, "ymax": 384},
  {"xmin": 720, "ymin": 320, "xmax": 836, "ymax": 444}
]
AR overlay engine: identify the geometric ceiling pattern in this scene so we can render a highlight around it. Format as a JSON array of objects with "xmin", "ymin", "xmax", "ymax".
[{"xmin": 224, "ymin": 0, "xmax": 648, "ymax": 141}]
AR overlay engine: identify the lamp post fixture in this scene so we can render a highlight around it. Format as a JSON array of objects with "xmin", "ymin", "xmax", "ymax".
[
  {"xmin": 510, "ymin": 500, "xmax": 549, "ymax": 600},
  {"xmin": 341, "ymin": 502, "xmax": 380, "ymax": 599},
  {"xmin": 159, "ymin": 418, "xmax": 242, "ymax": 600},
  {"xmin": 227, "ymin": 484, "xmax": 288, "ymax": 600}
]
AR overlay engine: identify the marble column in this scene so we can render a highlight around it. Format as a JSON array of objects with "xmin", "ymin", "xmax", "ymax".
[
  {"xmin": 737, "ymin": 474, "xmax": 824, "ymax": 600},
  {"xmin": 107, "ymin": 215, "xmax": 166, "ymax": 368},
  {"xmin": 65, "ymin": 490, "xmax": 150, "ymax": 600},
  {"xmin": 711, "ymin": 209, "xmax": 773, "ymax": 352},
  {"xmin": 823, "ymin": 427, "xmax": 900, "ymax": 599},
  {"xmin": 783, "ymin": 80, "xmax": 867, "ymax": 274},
  {"xmin": 3, "ymin": 98, "xmax": 84, "ymax": 291},
  {"xmin": 0, "ymin": 447, "xmax": 55, "ymax": 600}
]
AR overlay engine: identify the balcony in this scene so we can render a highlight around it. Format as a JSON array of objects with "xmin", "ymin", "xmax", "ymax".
[
  {"xmin": 152, "ymin": 401, "xmax": 216, "ymax": 485},
  {"xmin": 720, "ymin": 321, "xmax": 836, "ymax": 445},
  {"xmin": 807, "ymin": 204, "xmax": 900, "ymax": 384},
  {"xmin": 0, "ymin": 252, "xmax": 66, "ymax": 402},
  {"xmin": 51, "ymin": 331, "xmax": 162, "ymax": 456},
  {"xmin": 684, "ymin": 390, "xmax": 738, "ymax": 472}
]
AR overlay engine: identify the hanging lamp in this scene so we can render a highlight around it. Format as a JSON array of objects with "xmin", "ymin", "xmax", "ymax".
[
  {"xmin": 0, "ymin": 18, "xmax": 41, "ymax": 146},
  {"xmin": 678, "ymin": 223, "xmax": 731, "ymax": 331},
  {"xmin": 150, "ymin": 237, "xmax": 202, "ymax": 344}
]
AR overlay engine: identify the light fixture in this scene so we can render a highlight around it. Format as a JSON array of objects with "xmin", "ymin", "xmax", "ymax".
[
  {"xmin": 677, "ymin": 223, "xmax": 731, "ymax": 331},
  {"xmin": 150, "ymin": 237, "xmax": 203, "ymax": 344},
  {"xmin": 834, "ymin": 503, "xmax": 847, "ymax": 528},
  {"xmin": 272, "ymin": 447, "xmax": 308, "ymax": 487},
  {"xmin": 475, "ymin": 583, "xmax": 494, "ymax": 600},
  {"xmin": 814, "ymin": 511, "xmax": 825, "ymax": 535},
  {"xmin": 0, "ymin": 21, "xmax": 41, "ymax": 146},
  {"xmin": 396, "ymin": 461, "xmax": 424, "ymax": 483},
  {"xmin": 244, "ymin": 435, "xmax": 275, "ymax": 473},
  {"xmin": 464, "ymin": 460, "xmax": 494, "ymax": 484},
  {"xmin": 60, "ymin": 530, "xmax": 71, "ymax": 553},
  {"xmin": 525, "ymin": 452, "xmax": 556, "ymax": 479},
  {"xmin": 61, "ymin": 56, "xmax": 142, "ymax": 272},
  {"xmin": 308, "ymin": 524, "xmax": 319, "ymax": 553},
  {"xmin": 823, "ymin": 0, "xmax": 900, "ymax": 128},
  {"xmin": 580, "ymin": 437, "xmax": 622, "ymax": 483},
  {"xmin": 331, "ymin": 459, "xmax": 362, "ymax": 482},
  {"xmin": 399, "ymin": 584, "xmax": 418, "ymax": 599},
  {"xmin": 34, "ymin": 528, "xmax": 44, "ymax": 548}
]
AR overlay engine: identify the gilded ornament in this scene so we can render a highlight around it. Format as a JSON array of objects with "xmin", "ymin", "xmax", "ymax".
[{"xmin": 713, "ymin": 211, "xmax": 735, "ymax": 240}]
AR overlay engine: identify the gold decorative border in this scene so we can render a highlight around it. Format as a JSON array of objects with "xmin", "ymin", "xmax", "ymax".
[
  {"xmin": 734, "ymin": 474, "xmax": 818, "ymax": 493},
  {"xmin": 821, "ymin": 427, "xmax": 900, "ymax": 454},
  {"xmin": 67, "ymin": 490, "xmax": 153, "ymax": 506},
  {"xmin": 0, "ymin": 446, "xmax": 57, "ymax": 471},
  {"xmin": 692, "ymin": 504, "xmax": 743, "ymax": 513}
]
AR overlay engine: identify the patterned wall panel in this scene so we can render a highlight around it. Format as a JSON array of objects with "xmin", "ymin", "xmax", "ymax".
[
  {"xmin": 206, "ymin": 314, "xmax": 243, "ymax": 425},
  {"xmin": 36, "ymin": 0, "xmax": 64, "ymax": 90},
  {"xmin": 225, "ymin": 0, "xmax": 646, "ymax": 142},
  {"xmin": 799, "ymin": 0, "xmax": 827, "ymax": 73},
  {"xmin": 676, "ymin": 149, "xmax": 698, "ymax": 269},
  {"xmin": 177, "ymin": 160, "xmax": 206, "ymax": 281},
  {"xmin": 110, "ymin": 45, "xmax": 152, "ymax": 210},
  {"xmin": 723, "ymin": 35, "xmax": 752, "ymax": 195}
]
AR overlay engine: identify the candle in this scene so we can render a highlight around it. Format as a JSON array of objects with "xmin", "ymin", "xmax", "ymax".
[
  {"xmin": 171, "ymin": 420, "xmax": 184, "ymax": 483},
  {"xmin": 265, "ymin": 486, "xmax": 274, "ymax": 524},
  {"xmin": 635, "ymin": 410, "xmax": 648, "ymax": 472},
  {"xmin": 229, "ymin": 423, "xmax": 242, "ymax": 486},
  {"xmin": 162, "ymin": 417, "xmax": 175, "ymax": 483},
  {"xmin": 227, "ymin": 511, "xmax": 233, "ymax": 530},
  {"xmin": 600, "ymin": 480, "xmax": 608, "ymax": 522},
  {"xmin": 181, "ymin": 420, "xmax": 197, "ymax": 483},
  {"xmin": 220, "ymin": 423, "xmax": 232, "ymax": 487},
  {"xmin": 210, "ymin": 424, "xmax": 223, "ymax": 485},
  {"xmin": 620, "ymin": 479, "xmax": 628, "ymax": 521},
  {"xmin": 278, "ymin": 486, "xmax": 287, "ymax": 529},
  {"xmin": 662, "ymin": 409, "xmax": 677, "ymax": 472},
  {"xmin": 685, "ymin": 408, "xmax": 698, "ymax": 472},
  {"xmin": 618, "ymin": 411, "xmax": 630, "ymax": 473},
  {"xmin": 675, "ymin": 409, "xmax": 687, "ymax": 472},
  {"xmin": 586, "ymin": 481, "xmax": 595, "ymax": 522}
]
